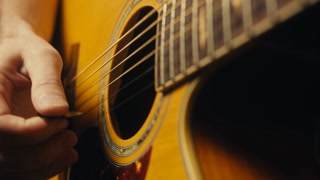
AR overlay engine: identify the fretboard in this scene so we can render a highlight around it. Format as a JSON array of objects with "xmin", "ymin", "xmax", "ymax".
[{"xmin": 155, "ymin": 0, "xmax": 319, "ymax": 91}]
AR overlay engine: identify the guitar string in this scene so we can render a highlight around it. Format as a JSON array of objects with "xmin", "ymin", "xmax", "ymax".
[
  {"xmin": 74, "ymin": 49, "xmax": 155, "ymax": 116},
  {"xmin": 67, "ymin": 19, "xmax": 158, "ymax": 97},
  {"xmin": 104, "ymin": 83, "xmax": 155, "ymax": 112},
  {"xmin": 73, "ymin": 81, "xmax": 155, "ymax": 128},
  {"xmin": 75, "ymin": 69, "xmax": 154, "ymax": 118},
  {"xmin": 66, "ymin": 0, "xmax": 208, "ymax": 99},
  {"xmin": 71, "ymin": 2, "xmax": 203, "ymax": 109},
  {"xmin": 66, "ymin": 4, "xmax": 161, "ymax": 85},
  {"xmin": 72, "ymin": 20, "xmax": 202, "ymax": 121},
  {"xmin": 70, "ymin": 1, "xmax": 228, "ymax": 120},
  {"xmin": 65, "ymin": 0, "xmax": 213, "ymax": 88},
  {"xmin": 66, "ymin": 1, "xmax": 178, "ymax": 94},
  {"xmin": 69, "ymin": 1, "xmax": 233, "ymax": 120},
  {"xmin": 76, "ymin": 67, "xmax": 153, "ymax": 110},
  {"xmin": 75, "ymin": 63, "xmax": 154, "ymax": 110}
]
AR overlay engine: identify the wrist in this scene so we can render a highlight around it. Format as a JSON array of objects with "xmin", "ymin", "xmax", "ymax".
[
  {"xmin": 0, "ymin": 0, "xmax": 58, "ymax": 42},
  {"xmin": 0, "ymin": 16, "xmax": 36, "ymax": 41}
]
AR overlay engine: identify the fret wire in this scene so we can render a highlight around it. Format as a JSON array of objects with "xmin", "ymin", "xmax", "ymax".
[
  {"xmin": 192, "ymin": 0, "xmax": 200, "ymax": 63},
  {"xmin": 180, "ymin": 0, "xmax": 187, "ymax": 72},
  {"xmin": 67, "ymin": 0, "xmax": 300, "ymax": 91},
  {"xmin": 72, "ymin": 0, "xmax": 204, "ymax": 93},
  {"xmin": 160, "ymin": 3, "xmax": 168, "ymax": 85},
  {"xmin": 75, "ymin": 0, "xmax": 217, "ymax": 103},
  {"xmin": 169, "ymin": 0, "xmax": 177, "ymax": 79},
  {"xmin": 82, "ymin": 0, "xmax": 229, "ymax": 94},
  {"xmin": 78, "ymin": 21, "xmax": 193, "ymax": 107},
  {"xmin": 70, "ymin": 0, "xmax": 312, "ymax": 115},
  {"xmin": 243, "ymin": 0, "xmax": 253, "ymax": 32},
  {"xmin": 222, "ymin": 0, "xmax": 232, "ymax": 45},
  {"xmin": 167, "ymin": 18, "xmax": 193, "ymax": 52},
  {"xmin": 70, "ymin": 0, "xmax": 308, "ymax": 95}
]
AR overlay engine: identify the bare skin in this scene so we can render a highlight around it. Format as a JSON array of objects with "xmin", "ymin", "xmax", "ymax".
[{"xmin": 0, "ymin": 0, "xmax": 78, "ymax": 179}]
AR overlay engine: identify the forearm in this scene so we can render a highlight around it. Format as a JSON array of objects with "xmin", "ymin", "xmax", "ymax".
[{"xmin": 0, "ymin": 0, "xmax": 59, "ymax": 41}]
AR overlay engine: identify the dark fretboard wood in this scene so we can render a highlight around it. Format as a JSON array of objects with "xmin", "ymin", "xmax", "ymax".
[{"xmin": 156, "ymin": 0, "xmax": 318, "ymax": 91}]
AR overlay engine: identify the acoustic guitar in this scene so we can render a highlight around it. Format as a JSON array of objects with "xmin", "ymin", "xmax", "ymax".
[{"xmin": 51, "ymin": 0, "xmax": 320, "ymax": 179}]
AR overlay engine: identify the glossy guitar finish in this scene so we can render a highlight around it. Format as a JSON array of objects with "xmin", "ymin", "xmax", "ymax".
[{"xmin": 51, "ymin": 0, "xmax": 320, "ymax": 179}]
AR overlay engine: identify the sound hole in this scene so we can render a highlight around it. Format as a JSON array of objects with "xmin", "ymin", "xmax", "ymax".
[
  {"xmin": 190, "ymin": 6, "xmax": 320, "ymax": 180},
  {"xmin": 108, "ymin": 7, "xmax": 157, "ymax": 139}
]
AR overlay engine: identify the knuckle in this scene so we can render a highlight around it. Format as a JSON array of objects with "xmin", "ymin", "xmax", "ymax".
[
  {"xmin": 41, "ymin": 47, "xmax": 61, "ymax": 60},
  {"xmin": 35, "ymin": 78, "xmax": 62, "ymax": 88},
  {"xmin": 0, "ymin": 72, "xmax": 13, "ymax": 90},
  {"xmin": 33, "ymin": 79, "xmax": 64, "ymax": 100},
  {"xmin": 8, "ymin": 117, "xmax": 46, "ymax": 145},
  {"xmin": 32, "ymin": 45, "xmax": 63, "ymax": 68}
]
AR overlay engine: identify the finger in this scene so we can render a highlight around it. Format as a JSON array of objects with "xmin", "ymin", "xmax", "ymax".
[
  {"xmin": 42, "ymin": 148, "xmax": 78, "ymax": 180},
  {"xmin": 0, "ymin": 130, "xmax": 78, "ymax": 178},
  {"xmin": 0, "ymin": 40, "xmax": 33, "ymax": 115},
  {"xmin": 1, "ymin": 148, "xmax": 78, "ymax": 180},
  {"xmin": 22, "ymin": 40, "xmax": 68, "ymax": 116},
  {"xmin": 0, "ymin": 73, "xmax": 13, "ymax": 115},
  {"xmin": 0, "ymin": 115, "xmax": 68, "ymax": 146}
]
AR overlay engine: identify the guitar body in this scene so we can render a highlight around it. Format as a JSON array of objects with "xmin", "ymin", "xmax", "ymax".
[
  {"xmin": 58, "ymin": 0, "xmax": 197, "ymax": 179},
  {"xmin": 53, "ymin": 0, "xmax": 320, "ymax": 179}
]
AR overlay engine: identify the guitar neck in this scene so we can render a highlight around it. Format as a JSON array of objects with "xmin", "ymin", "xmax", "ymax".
[{"xmin": 155, "ymin": 0, "xmax": 318, "ymax": 91}]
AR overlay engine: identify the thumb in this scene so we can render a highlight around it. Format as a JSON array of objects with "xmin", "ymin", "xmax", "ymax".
[{"xmin": 23, "ymin": 43, "xmax": 68, "ymax": 116}]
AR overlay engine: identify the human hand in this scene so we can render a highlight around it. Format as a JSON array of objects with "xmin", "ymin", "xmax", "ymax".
[{"xmin": 0, "ymin": 29, "xmax": 78, "ymax": 179}]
